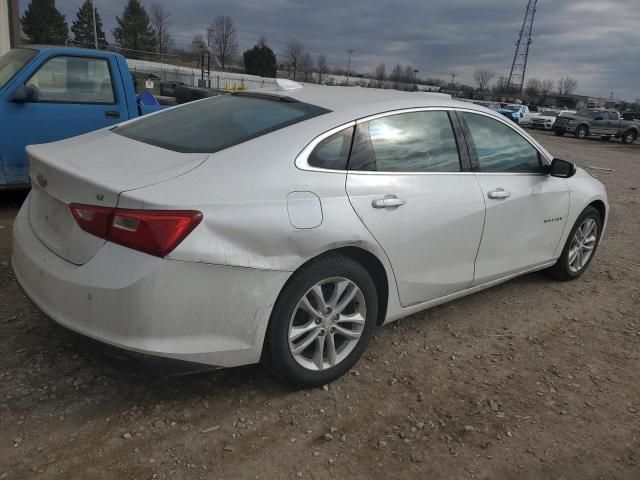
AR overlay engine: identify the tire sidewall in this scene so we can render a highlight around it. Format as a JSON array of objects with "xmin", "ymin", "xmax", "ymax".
[
  {"xmin": 558, "ymin": 207, "xmax": 602, "ymax": 279},
  {"xmin": 266, "ymin": 256, "xmax": 378, "ymax": 387}
]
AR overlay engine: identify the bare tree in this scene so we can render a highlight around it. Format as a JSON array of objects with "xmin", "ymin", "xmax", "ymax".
[
  {"xmin": 403, "ymin": 65, "xmax": 415, "ymax": 91},
  {"xmin": 390, "ymin": 64, "xmax": 402, "ymax": 90},
  {"xmin": 207, "ymin": 15, "xmax": 238, "ymax": 70},
  {"xmin": 374, "ymin": 63, "xmax": 386, "ymax": 88},
  {"xmin": 150, "ymin": 4, "xmax": 172, "ymax": 59},
  {"xmin": 558, "ymin": 76, "xmax": 578, "ymax": 95},
  {"xmin": 257, "ymin": 34, "xmax": 268, "ymax": 48},
  {"xmin": 300, "ymin": 53, "xmax": 312, "ymax": 82},
  {"xmin": 524, "ymin": 78, "xmax": 542, "ymax": 99},
  {"xmin": 473, "ymin": 68, "xmax": 496, "ymax": 99},
  {"xmin": 316, "ymin": 55, "xmax": 328, "ymax": 84},
  {"xmin": 282, "ymin": 40, "xmax": 304, "ymax": 80},
  {"xmin": 493, "ymin": 76, "xmax": 509, "ymax": 94}
]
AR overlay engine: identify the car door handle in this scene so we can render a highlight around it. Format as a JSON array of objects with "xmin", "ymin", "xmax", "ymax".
[
  {"xmin": 487, "ymin": 188, "xmax": 511, "ymax": 199},
  {"xmin": 372, "ymin": 195, "xmax": 406, "ymax": 209},
  {"xmin": 105, "ymin": 111, "xmax": 121, "ymax": 119}
]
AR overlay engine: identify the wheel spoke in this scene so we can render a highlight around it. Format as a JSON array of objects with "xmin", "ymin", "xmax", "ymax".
[
  {"xmin": 292, "ymin": 329, "xmax": 320, "ymax": 354},
  {"xmin": 290, "ymin": 321, "xmax": 318, "ymax": 342},
  {"xmin": 337, "ymin": 312, "xmax": 366, "ymax": 325},
  {"xmin": 333, "ymin": 325, "xmax": 361, "ymax": 340},
  {"xmin": 568, "ymin": 246, "xmax": 579, "ymax": 265},
  {"xmin": 327, "ymin": 279, "xmax": 350, "ymax": 308},
  {"xmin": 326, "ymin": 334, "xmax": 337, "ymax": 366},
  {"xmin": 312, "ymin": 335, "xmax": 325, "ymax": 369},
  {"xmin": 309, "ymin": 285, "xmax": 328, "ymax": 313},
  {"xmin": 335, "ymin": 284, "xmax": 358, "ymax": 314},
  {"xmin": 299, "ymin": 295, "xmax": 322, "ymax": 318}
]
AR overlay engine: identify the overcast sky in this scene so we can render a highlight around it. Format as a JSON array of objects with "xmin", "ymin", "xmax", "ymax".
[{"xmin": 21, "ymin": 0, "xmax": 640, "ymax": 100}]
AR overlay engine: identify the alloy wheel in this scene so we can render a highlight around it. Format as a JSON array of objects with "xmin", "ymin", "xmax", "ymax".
[
  {"xmin": 288, "ymin": 277, "xmax": 366, "ymax": 371},
  {"xmin": 568, "ymin": 218, "xmax": 598, "ymax": 273}
]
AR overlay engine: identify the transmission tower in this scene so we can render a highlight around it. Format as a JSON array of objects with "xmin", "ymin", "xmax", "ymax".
[{"xmin": 506, "ymin": 0, "xmax": 538, "ymax": 97}]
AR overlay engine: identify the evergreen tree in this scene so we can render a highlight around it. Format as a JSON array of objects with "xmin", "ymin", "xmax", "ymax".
[
  {"xmin": 243, "ymin": 42, "xmax": 277, "ymax": 78},
  {"xmin": 112, "ymin": 0, "xmax": 156, "ymax": 58},
  {"xmin": 72, "ymin": 0, "xmax": 108, "ymax": 48},
  {"xmin": 21, "ymin": 0, "xmax": 68, "ymax": 45}
]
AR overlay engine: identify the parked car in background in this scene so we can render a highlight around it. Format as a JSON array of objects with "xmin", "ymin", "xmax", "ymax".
[
  {"xmin": 621, "ymin": 111, "xmax": 640, "ymax": 121},
  {"xmin": 497, "ymin": 104, "xmax": 531, "ymax": 125},
  {"xmin": 530, "ymin": 110, "xmax": 575, "ymax": 130},
  {"xmin": 13, "ymin": 85, "xmax": 608, "ymax": 387},
  {"xmin": 0, "ymin": 46, "xmax": 168, "ymax": 188},
  {"xmin": 554, "ymin": 108, "xmax": 640, "ymax": 143}
]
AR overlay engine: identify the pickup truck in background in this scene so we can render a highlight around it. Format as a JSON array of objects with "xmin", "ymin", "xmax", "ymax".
[
  {"xmin": 553, "ymin": 108, "xmax": 640, "ymax": 144},
  {"xmin": 0, "ymin": 46, "xmax": 168, "ymax": 188}
]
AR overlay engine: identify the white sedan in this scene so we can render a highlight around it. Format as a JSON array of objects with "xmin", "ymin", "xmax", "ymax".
[{"xmin": 13, "ymin": 84, "xmax": 608, "ymax": 387}]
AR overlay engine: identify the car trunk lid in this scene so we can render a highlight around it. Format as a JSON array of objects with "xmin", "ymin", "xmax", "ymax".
[{"xmin": 26, "ymin": 129, "xmax": 208, "ymax": 265}]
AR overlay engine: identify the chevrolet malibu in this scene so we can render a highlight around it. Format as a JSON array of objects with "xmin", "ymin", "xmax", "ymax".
[{"xmin": 13, "ymin": 84, "xmax": 608, "ymax": 387}]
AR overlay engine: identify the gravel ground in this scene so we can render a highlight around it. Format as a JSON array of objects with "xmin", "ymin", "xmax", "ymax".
[{"xmin": 0, "ymin": 131, "xmax": 639, "ymax": 480}]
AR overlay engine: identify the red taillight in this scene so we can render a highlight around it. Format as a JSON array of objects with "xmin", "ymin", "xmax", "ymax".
[{"xmin": 69, "ymin": 204, "xmax": 202, "ymax": 258}]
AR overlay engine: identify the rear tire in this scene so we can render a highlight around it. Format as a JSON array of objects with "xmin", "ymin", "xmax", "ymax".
[
  {"xmin": 575, "ymin": 126, "xmax": 589, "ymax": 139},
  {"xmin": 548, "ymin": 206, "xmax": 602, "ymax": 281},
  {"xmin": 621, "ymin": 131, "xmax": 637, "ymax": 144},
  {"xmin": 264, "ymin": 254, "xmax": 378, "ymax": 388}
]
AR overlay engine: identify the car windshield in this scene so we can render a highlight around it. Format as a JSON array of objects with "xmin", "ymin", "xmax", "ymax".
[
  {"xmin": 502, "ymin": 105, "xmax": 520, "ymax": 111},
  {"xmin": 114, "ymin": 93, "xmax": 330, "ymax": 153},
  {"xmin": 545, "ymin": 111, "xmax": 560, "ymax": 117},
  {"xmin": 0, "ymin": 48, "xmax": 37, "ymax": 89}
]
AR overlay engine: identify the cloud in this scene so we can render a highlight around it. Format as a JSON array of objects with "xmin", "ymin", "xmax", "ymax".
[{"xmin": 23, "ymin": 0, "xmax": 640, "ymax": 100}]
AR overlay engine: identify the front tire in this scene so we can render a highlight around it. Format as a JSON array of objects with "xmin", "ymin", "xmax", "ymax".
[
  {"xmin": 264, "ymin": 254, "xmax": 378, "ymax": 388},
  {"xmin": 548, "ymin": 206, "xmax": 602, "ymax": 281},
  {"xmin": 575, "ymin": 125, "xmax": 589, "ymax": 139}
]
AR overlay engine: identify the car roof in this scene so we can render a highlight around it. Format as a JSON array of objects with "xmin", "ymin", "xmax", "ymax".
[
  {"xmin": 255, "ymin": 84, "xmax": 496, "ymax": 124},
  {"xmin": 18, "ymin": 45, "xmax": 125, "ymax": 60}
]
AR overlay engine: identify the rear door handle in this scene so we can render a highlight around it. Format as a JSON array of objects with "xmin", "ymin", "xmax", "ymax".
[
  {"xmin": 105, "ymin": 111, "xmax": 121, "ymax": 119},
  {"xmin": 372, "ymin": 195, "xmax": 406, "ymax": 209},
  {"xmin": 487, "ymin": 188, "xmax": 511, "ymax": 200}
]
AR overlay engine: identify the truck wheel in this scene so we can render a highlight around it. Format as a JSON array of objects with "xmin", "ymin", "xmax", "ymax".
[
  {"xmin": 575, "ymin": 126, "xmax": 589, "ymax": 139},
  {"xmin": 621, "ymin": 131, "xmax": 637, "ymax": 144},
  {"xmin": 554, "ymin": 130, "xmax": 565, "ymax": 137}
]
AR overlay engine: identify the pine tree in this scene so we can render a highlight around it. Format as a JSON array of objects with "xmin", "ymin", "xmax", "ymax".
[
  {"xmin": 243, "ymin": 42, "xmax": 277, "ymax": 78},
  {"xmin": 72, "ymin": 0, "xmax": 108, "ymax": 48},
  {"xmin": 21, "ymin": 0, "xmax": 68, "ymax": 45},
  {"xmin": 112, "ymin": 0, "xmax": 156, "ymax": 58}
]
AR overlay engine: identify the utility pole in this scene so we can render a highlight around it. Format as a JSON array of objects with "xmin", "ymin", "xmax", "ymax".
[
  {"xmin": 346, "ymin": 48, "xmax": 355, "ymax": 86},
  {"xmin": 91, "ymin": 0, "xmax": 98, "ymax": 49},
  {"xmin": 450, "ymin": 73, "xmax": 457, "ymax": 89},
  {"xmin": 413, "ymin": 69, "xmax": 419, "ymax": 90}
]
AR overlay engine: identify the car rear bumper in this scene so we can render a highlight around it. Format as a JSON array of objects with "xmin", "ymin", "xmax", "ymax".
[{"xmin": 12, "ymin": 202, "xmax": 290, "ymax": 368}]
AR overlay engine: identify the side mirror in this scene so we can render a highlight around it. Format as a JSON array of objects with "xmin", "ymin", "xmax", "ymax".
[
  {"xmin": 548, "ymin": 158, "xmax": 576, "ymax": 178},
  {"xmin": 10, "ymin": 85, "xmax": 39, "ymax": 103}
]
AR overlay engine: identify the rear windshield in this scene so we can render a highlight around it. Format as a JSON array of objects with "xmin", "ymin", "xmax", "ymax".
[
  {"xmin": 0, "ymin": 48, "xmax": 37, "ymax": 89},
  {"xmin": 114, "ymin": 93, "xmax": 330, "ymax": 153}
]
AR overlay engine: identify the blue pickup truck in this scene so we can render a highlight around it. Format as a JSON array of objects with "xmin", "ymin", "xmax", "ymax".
[{"xmin": 0, "ymin": 45, "xmax": 167, "ymax": 188}]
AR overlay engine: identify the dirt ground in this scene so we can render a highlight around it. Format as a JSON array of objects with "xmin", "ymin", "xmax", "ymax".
[{"xmin": 0, "ymin": 131, "xmax": 639, "ymax": 480}]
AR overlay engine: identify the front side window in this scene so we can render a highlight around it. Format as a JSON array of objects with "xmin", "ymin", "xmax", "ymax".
[
  {"xmin": 349, "ymin": 111, "xmax": 461, "ymax": 172},
  {"xmin": 607, "ymin": 112, "xmax": 619, "ymax": 120},
  {"xmin": 115, "ymin": 94, "xmax": 330, "ymax": 153},
  {"xmin": 0, "ymin": 48, "xmax": 37, "ymax": 89},
  {"xmin": 26, "ymin": 55, "xmax": 115, "ymax": 104},
  {"xmin": 463, "ymin": 113, "xmax": 542, "ymax": 173},
  {"xmin": 307, "ymin": 127, "xmax": 354, "ymax": 170}
]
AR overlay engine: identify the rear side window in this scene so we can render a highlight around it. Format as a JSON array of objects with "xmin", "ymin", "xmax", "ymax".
[
  {"xmin": 307, "ymin": 127, "xmax": 354, "ymax": 170},
  {"xmin": 607, "ymin": 112, "xmax": 619, "ymax": 120},
  {"xmin": 115, "ymin": 94, "xmax": 330, "ymax": 153},
  {"xmin": 349, "ymin": 111, "xmax": 461, "ymax": 172},
  {"xmin": 27, "ymin": 55, "xmax": 115, "ymax": 104}
]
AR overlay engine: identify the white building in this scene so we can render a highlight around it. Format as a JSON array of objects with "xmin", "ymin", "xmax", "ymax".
[{"xmin": 0, "ymin": 0, "xmax": 20, "ymax": 55}]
